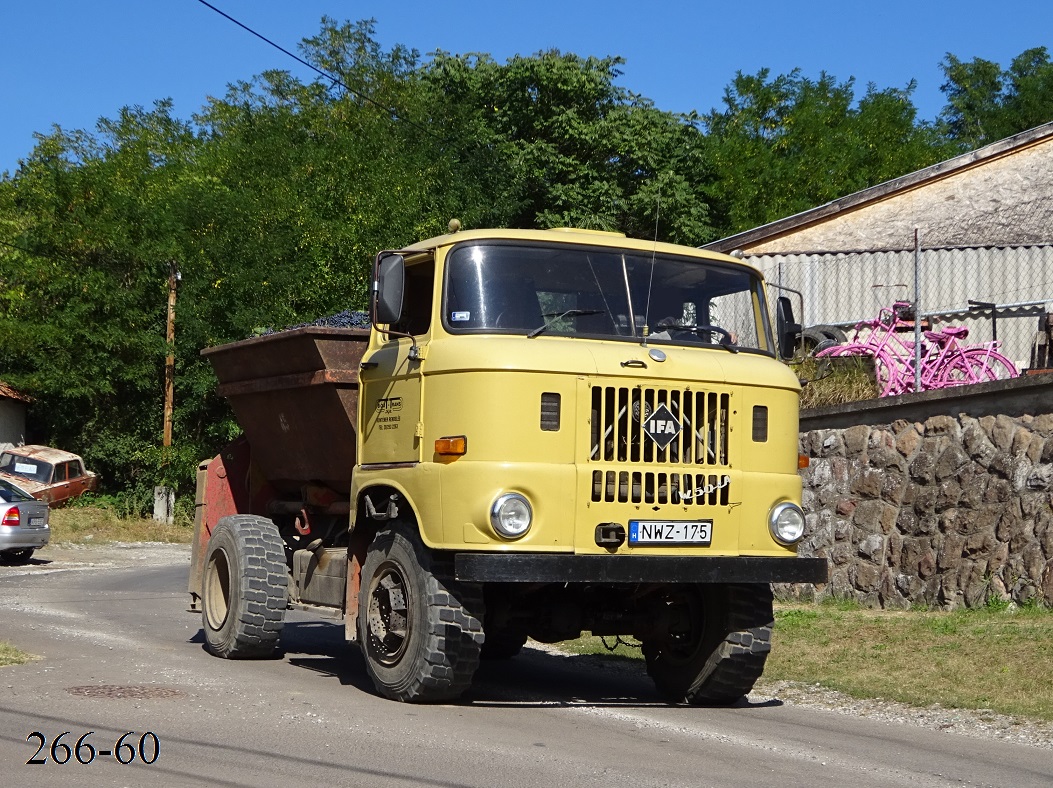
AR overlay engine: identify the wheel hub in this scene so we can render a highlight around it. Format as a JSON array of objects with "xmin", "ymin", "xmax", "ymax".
[
  {"xmin": 203, "ymin": 548, "xmax": 231, "ymax": 631},
  {"xmin": 367, "ymin": 564, "xmax": 410, "ymax": 665},
  {"xmin": 659, "ymin": 589, "xmax": 705, "ymax": 664}
]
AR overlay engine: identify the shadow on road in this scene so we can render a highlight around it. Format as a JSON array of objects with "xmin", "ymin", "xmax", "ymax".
[{"xmin": 190, "ymin": 617, "xmax": 783, "ymax": 711}]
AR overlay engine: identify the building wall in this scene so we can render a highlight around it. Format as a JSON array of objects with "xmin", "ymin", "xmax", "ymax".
[{"xmin": 0, "ymin": 399, "xmax": 26, "ymax": 445}]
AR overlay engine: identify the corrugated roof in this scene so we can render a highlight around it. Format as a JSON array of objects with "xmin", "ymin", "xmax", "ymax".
[{"xmin": 0, "ymin": 381, "xmax": 31, "ymax": 403}]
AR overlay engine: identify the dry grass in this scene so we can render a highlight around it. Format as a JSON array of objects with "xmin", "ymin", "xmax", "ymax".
[
  {"xmin": 49, "ymin": 506, "xmax": 194, "ymax": 544},
  {"xmin": 558, "ymin": 601, "xmax": 1053, "ymax": 721},
  {"xmin": 0, "ymin": 642, "xmax": 33, "ymax": 667},
  {"xmin": 795, "ymin": 354, "xmax": 880, "ymax": 409}
]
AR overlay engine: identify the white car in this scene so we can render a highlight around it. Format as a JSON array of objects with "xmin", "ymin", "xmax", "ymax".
[{"xmin": 0, "ymin": 477, "xmax": 50, "ymax": 565}]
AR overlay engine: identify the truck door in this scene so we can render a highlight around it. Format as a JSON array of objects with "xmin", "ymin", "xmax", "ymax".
[{"xmin": 359, "ymin": 258, "xmax": 434, "ymax": 465}]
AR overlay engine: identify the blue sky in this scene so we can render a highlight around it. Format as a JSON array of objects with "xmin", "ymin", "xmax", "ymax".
[{"xmin": 2, "ymin": 1, "xmax": 1051, "ymax": 175}]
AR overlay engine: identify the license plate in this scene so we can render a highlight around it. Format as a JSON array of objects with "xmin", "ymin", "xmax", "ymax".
[
  {"xmin": 29, "ymin": 517, "xmax": 45, "ymax": 527},
  {"xmin": 628, "ymin": 520, "xmax": 712, "ymax": 545}
]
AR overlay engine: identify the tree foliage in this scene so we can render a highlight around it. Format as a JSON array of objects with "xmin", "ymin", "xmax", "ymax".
[
  {"xmin": 939, "ymin": 47, "xmax": 1053, "ymax": 149},
  {"xmin": 0, "ymin": 19, "xmax": 1045, "ymax": 498},
  {"xmin": 702, "ymin": 69, "xmax": 953, "ymax": 232}
]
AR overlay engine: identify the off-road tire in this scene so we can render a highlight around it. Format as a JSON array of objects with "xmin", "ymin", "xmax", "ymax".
[
  {"xmin": 644, "ymin": 583, "xmax": 773, "ymax": 705},
  {"xmin": 0, "ymin": 548, "xmax": 34, "ymax": 565},
  {"xmin": 359, "ymin": 526, "xmax": 484, "ymax": 702},
  {"xmin": 202, "ymin": 515, "xmax": 288, "ymax": 659}
]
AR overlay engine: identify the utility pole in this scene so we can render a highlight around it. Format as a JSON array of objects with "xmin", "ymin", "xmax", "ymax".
[
  {"xmin": 156, "ymin": 260, "xmax": 179, "ymax": 525},
  {"xmin": 163, "ymin": 260, "xmax": 179, "ymax": 448}
]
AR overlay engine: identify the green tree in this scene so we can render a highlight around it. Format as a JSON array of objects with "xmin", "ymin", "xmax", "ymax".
[
  {"xmin": 419, "ymin": 50, "xmax": 715, "ymax": 244},
  {"xmin": 939, "ymin": 54, "xmax": 1006, "ymax": 148},
  {"xmin": 0, "ymin": 101, "xmax": 213, "ymax": 493},
  {"xmin": 703, "ymin": 68, "xmax": 948, "ymax": 233},
  {"xmin": 938, "ymin": 47, "xmax": 1053, "ymax": 149}
]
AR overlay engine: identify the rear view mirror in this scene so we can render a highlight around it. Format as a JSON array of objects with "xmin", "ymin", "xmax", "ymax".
[
  {"xmin": 374, "ymin": 253, "xmax": 405, "ymax": 326},
  {"xmin": 776, "ymin": 296, "xmax": 801, "ymax": 359}
]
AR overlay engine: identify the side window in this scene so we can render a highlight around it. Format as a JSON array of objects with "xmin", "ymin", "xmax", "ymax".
[{"xmin": 391, "ymin": 259, "xmax": 434, "ymax": 337}]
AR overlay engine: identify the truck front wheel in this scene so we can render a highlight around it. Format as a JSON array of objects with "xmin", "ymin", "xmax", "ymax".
[
  {"xmin": 359, "ymin": 527, "xmax": 483, "ymax": 702},
  {"xmin": 202, "ymin": 515, "xmax": 288, "ymax": 659},
  {"xmin": 643, "ymin": 583, "xmax": 773, "ymax": 705}
]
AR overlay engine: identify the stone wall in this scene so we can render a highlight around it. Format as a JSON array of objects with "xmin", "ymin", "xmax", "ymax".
[{"xmin": 789, "ymin": 376, "xmax": 1053, "ymax": 609}]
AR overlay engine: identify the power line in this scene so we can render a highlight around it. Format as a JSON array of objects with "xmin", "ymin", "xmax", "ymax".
[
  {"xmin": 0, "ymin": 238, "xmax": 68, "ymax": 263},
  {"xmin": 0, "ymin": 238, "xmax": 134, "ymax": 268},
  {"xmin": 194, "ymin": 0, "xmax": 442, "ymax": 141}
]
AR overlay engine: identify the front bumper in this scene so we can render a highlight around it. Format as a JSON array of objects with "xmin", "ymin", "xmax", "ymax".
[
  {"xmin": 0, "ymin": 525, "xmax": 50, "ymax": 552},
  {"xmin": 455, "ymin": 553, "xmax": 828, "ymax": 584}
]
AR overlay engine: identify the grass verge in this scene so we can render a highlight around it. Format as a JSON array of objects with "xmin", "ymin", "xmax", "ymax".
[
  {"xmin": 0, "ymin": 642, "xmax": 33, "ymax": 667},
  {"xmin": 766, "ymin": 601, "xmax": 1053, "ymax": 721},
  {"xmin": 48, "ymin": 506, "xmax": 194, "ymax": 545},
  {"xmin": 794, "ymin": 354, "xmax": 880, "ymax": 408},
  {"xmin": 559, "ymin": 600, "xmax": 1053, "ymax": 722}
]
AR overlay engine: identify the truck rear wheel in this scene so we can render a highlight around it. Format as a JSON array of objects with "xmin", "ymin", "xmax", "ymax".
[
  {"xmin": 202, "ymin": 515, "xmax": 288, "ymax": 659},
  {"xmin": 359, "ymin": 526, "xmax": 483, "ymax": 702},
  {"xmin": 643, "ymin": 583, "xmax": 773, "ymax": 705}
]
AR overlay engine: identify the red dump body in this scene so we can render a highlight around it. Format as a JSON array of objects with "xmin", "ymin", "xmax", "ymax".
[
  {"xmin": 189, "ymin": 327, "xmax": 369, "ymax": 604},
  {"xmin": 201, "ymin": 326, "xmax": 369, "ymax": 496}
]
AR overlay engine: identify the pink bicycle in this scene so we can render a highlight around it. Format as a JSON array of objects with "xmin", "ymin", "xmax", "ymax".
[{"xmin": 815, "ymin": 302, "xmax": 1018, "ymax": 397}]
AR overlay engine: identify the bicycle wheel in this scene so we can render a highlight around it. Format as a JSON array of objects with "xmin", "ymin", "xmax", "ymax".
[
  {"xmin": 933, "ymin": 354, "xmax": 983, "ymax": 388},
  {"xmin": 961, "ymin": 348, "xmax": 1018, "ymax": 381},
  {"xmin": 936, "ymin": 348, "xmax": 1018, "ymax": 387}
]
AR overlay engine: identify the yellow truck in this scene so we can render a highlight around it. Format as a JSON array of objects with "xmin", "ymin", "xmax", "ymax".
[{"xmin": 188, "ymin": 226, "xmax": 827, "ymax": 704}]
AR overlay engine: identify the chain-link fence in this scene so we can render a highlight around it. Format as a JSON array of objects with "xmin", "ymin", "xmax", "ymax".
[{"xmin": 756, "ymin": 239, "xmax": 1053, "ymax": 372}]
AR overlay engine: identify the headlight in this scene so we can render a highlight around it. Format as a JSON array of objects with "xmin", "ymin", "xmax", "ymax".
[
  {"xmin": 490, "ymin": 493, "xmax": 532, "ymax": 539},
  {"xmin": 769, "ymin": 502, "xmax": 806, "ymax": 545}
]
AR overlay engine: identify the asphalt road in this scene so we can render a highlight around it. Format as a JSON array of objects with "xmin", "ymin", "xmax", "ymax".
[{"xmin": 1, "ymin": 546, "xmax": 1050, "ymax": 788}]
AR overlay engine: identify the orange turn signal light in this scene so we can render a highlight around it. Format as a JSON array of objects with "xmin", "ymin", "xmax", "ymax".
[
  {"xmin": 435, "ymin": 436, "xmax": 468, "ymax": 456},
  {"xmin": 798, "ymin": 453, "xmax": 810, "ymax": 469}
]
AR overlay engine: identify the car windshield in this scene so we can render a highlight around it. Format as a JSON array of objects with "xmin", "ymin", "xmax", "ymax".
[
  {"xmin": 443, "ymin": 241, "xmax": 773, "ymax": 353},
  {"xmin": 0, "ymin": 478, "xmax": 34, "ymax": 503},
  {"xmin": 0, "ymin": 452, "xmax": 53, "ymax": 484}
]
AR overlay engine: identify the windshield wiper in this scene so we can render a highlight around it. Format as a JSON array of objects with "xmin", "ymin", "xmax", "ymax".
[{"xmin": 527, "ymin": 309, "xmax": 606, "ymax": 338}]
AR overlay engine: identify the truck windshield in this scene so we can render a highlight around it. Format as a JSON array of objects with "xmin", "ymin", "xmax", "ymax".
[{"xmin": 443, "ymin": 241, "xmax": 773, "ymax": 353}]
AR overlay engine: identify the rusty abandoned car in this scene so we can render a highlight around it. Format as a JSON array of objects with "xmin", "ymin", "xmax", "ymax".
[{"xmin": 0, "ymin": 445, "xmax": 97, "ymax": 507}]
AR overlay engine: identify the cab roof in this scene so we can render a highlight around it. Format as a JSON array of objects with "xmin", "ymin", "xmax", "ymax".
[{"xmin": 399, "ymin": 227, "xmax": 761, "ymax": 274}]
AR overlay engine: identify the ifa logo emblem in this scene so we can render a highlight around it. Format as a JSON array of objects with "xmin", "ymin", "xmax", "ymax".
[{"xmin": 642, "ymin": 403, "xmax": 681, "ymax": 449}]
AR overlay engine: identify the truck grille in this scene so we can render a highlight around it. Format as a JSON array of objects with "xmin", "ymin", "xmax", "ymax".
[
  {"xmin": 590, "ymin": 469, "xmax": 730, "ymax": 506},
  {"xmin": 588, "ymin": 385, "xmax": 731, "ymax": 506}
]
